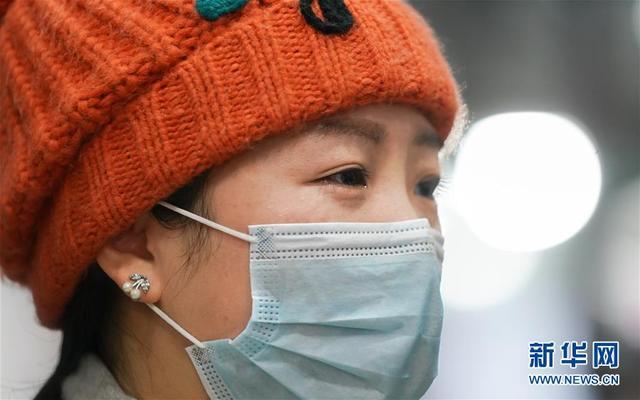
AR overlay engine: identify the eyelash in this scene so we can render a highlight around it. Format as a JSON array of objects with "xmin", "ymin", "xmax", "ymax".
[
  {"xmin": 318, "ymin": 167, "xmax": 371, "ymax": 189},
  {"xmin": 318, "ymin": 167, "xmax": 450, "ymax": 199}
]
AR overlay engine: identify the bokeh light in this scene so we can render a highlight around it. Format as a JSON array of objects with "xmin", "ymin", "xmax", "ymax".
[
  {"xmin": 439, "ymin": 201, "xmax": 538, "ymax": 310},
  {"xmin": 452, "ymin": 112, "xmax": 602, "ymax": 252}
]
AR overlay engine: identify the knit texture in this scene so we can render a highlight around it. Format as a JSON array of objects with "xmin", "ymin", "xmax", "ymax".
[{"xmin": 0, "ymin": 0, "xmax": 461, "ymax": 328}]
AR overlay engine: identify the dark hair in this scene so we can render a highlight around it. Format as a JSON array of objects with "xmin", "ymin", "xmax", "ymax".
[{"xmin": 34, "ymin": 168, "xmax": 213, "ymax": 400}]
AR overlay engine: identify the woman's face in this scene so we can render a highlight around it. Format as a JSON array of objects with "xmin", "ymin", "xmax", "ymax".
[
  {"xmin": 160, "ymin": 102, "xmax": 443, "ymax": 341},
  {"xmin": 98, "ymin": 103, "xmax": 443, "ymax": 391}
]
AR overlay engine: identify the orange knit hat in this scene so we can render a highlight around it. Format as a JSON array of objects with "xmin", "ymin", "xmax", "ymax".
[{"xmin": 0, "ymin": 0, "xmax": 462, "ymax": 328}]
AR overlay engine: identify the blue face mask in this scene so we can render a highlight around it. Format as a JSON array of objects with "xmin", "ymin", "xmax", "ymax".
[{"xmin": 149, "ymin": 201, "xmax": 445, "ymax": 399}]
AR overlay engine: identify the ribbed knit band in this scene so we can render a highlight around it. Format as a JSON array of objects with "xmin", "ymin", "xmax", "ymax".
[{"xmin": 0, "ymin": 0, "xmax": 461, "ymax": 328}]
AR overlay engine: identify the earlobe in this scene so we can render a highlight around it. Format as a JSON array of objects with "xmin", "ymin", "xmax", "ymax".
[
  {"xmin": 95, "ymin": 211, "xmax": 163, "ymax": 304},
  {"xmin": 121, "ymin": 273, "xmax": 152, "ymax": 302}
]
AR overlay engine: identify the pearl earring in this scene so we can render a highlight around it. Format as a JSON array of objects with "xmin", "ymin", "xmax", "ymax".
[{"xmin": 121, "ymin": 273, "xmax": 150, "ymax": 301}]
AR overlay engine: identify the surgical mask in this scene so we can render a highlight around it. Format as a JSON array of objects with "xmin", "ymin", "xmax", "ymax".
[{"xmin": 147, "ymin": 200, "xmax": 445, "ymax": 400}]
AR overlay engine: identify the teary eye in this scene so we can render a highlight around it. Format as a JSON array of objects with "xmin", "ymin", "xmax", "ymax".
[{"xmin": 319, "ymin": 167, "xmax": 369, "ymax": 188}]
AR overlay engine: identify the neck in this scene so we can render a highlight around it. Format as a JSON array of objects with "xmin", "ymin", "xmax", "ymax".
[{"xmin": 105, "ymin": 295, "xmax": 208, "ymax": 399}]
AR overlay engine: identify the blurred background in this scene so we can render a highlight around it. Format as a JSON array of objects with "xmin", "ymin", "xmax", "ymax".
[
  {"xmin": 419, "ymin": 0, "xmax": 639, "ymax": 399},
  {"xmin": 2, "ymin": 0, "xmax": 639, "ymax": 399}
]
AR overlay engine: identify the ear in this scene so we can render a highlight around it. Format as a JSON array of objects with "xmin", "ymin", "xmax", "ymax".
[{"xmin": 96, "ymin": 210, "xmax": 163, "ymax": 304}]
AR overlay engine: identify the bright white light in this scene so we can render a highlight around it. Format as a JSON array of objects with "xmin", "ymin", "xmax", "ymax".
[
  {"xmin": 452, "ymin": 112, "xmax": 602, "ymax": 252},
  {"xmin": 439, "ymin": 202, "xmax": 538, "ymax": 310}
]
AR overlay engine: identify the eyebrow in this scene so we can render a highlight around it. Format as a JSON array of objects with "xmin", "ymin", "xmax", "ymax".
[{"xmin": 305, "ymin": 115, "xmax": 443, "ymax": 149}]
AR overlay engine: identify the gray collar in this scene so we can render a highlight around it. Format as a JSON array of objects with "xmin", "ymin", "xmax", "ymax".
[{"xmin": 62, "ymin": 353, "xmax": 136, "ymax": 400}]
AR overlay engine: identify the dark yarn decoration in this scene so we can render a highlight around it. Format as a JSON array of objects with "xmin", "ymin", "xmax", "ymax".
[
  {"xmin": 299, "ymin": 0, "xmax": 354, "ymax": 35},
  {"xmin": 0, "ymin": 0, "xmax": 14, "ymax": 19}
]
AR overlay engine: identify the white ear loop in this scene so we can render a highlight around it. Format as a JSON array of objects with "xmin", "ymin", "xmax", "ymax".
[
  {"xmin": 141, "ymin": 200, "xmax": 259, "ymax": 349},
  {"xmin": 149, "ymin": 201, "xmax": 444, "ymax": 346},
  {"xmin": 157, "ymin": 200, "xmax": 259, "ymax": 243},
  {"xmin": 146, "ymin": 304, "xmax": 205, "ymax": 349}
]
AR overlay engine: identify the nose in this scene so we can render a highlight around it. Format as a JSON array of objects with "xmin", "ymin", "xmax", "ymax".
[{"xmin": 367, "ymin": 180, "xmax": 441, "ymax": 231}]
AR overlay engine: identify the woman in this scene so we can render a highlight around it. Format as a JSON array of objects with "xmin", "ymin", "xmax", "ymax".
[{"xmin": 0, "ymin": 0, "xmax": 466, "ymax": 398}]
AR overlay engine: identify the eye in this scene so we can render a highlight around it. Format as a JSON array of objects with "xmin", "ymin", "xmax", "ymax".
[
  {"xmin": 318, "ymin": 167, "xmax": 370, "ymax": 188},
  {"xmin": 414, "ymin": 177, "xmax": 441, "ymax": 199}
]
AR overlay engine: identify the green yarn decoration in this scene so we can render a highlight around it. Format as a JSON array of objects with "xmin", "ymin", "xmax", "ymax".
[{"xmin": 195, "ymin": 0, "xmax": 249, "ymax": 21}]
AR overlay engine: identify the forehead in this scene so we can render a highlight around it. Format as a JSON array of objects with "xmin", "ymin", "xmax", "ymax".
[
  {"xmin": 339, "ymin": 103, "xmax": 435, "ymax": 129},
  {"xmin": 301, "ymin": 103, "xmax": 442, "ymax": 149}
]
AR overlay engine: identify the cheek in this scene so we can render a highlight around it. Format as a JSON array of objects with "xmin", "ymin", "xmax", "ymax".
[
  {"xmin": 412, "ymin": 197, "xmax": 440, "ymax": 231},
  {"xmin": 226, "ymin": 181, "xmax": 346, "ymax": 225},
  {"xmin": 208, "ymin": 162, "xmax": 328, "ymax": 226},
  {"xmin": 165, "ymin": 235, "xmax": 253, "ymax": 341},
  {"xmin": 430, "ymin": 201, "xmax": 442, "ymax": 231}
]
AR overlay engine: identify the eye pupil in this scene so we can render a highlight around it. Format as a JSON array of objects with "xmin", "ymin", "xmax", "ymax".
[
  {"xmin": 415, "ymin": 178, "xmax": 440, "ymax": 198},
  {"xmin": 338, "ymin": 169, "xmax": 366, "ymax": 186},
  {"xmin": 322, "ymin": 167, "xmax": 368, "ymax": 188}
]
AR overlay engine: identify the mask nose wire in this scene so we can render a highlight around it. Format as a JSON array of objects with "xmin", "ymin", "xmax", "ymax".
[
  {"xmin": 140, "ymin": 201, "xmax": 259, "ymax": 349},
  {"xmin": 157, "ymin": 201, "xmax": 259, "ymax": 243}
]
